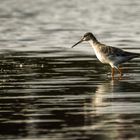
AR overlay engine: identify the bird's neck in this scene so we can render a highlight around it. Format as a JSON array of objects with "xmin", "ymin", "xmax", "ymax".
[
  {"xmin": 87, "ymin": 39, "xmax": 104, "ymax": 63},
  {"xmin": 88, "ymin": 39, "xmax": 100, "ymax": 49}
]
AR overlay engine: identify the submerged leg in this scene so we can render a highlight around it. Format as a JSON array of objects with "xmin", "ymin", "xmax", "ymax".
[
  {"xmin": 118, "ymin": 65, "xmax": 123, "ymax": 79},
  {"xmin": 111, "ymin": 67, "xmax": 115, "ymax": 79},
  {"xmin": 118, "ymin": 66, "xmax": 123, "ymax": 76}
]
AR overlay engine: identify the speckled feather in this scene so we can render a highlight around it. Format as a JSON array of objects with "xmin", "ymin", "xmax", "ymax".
[{"xmin": 99, "ymin": 43, "xmax": 140, "ymax": 63}]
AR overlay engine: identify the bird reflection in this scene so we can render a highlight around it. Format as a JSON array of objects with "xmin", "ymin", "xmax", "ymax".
[
  {"xmin": 92, "ymin": 80, "xmax": 118, "ymax": 110},
  {"xmin": 83, "ymin": 79, "xmax": 140, "ymax": 140},
  {"xmin": 90, "ymin": 79, "xmax": 138, "ymax": 114}
]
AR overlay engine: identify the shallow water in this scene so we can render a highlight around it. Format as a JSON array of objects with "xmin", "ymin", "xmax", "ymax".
[{"xmin": 0, "ymin": 0, "xmax": 140, "ymax": 140}]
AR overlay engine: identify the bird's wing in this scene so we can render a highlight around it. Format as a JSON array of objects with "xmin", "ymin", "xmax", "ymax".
[
  {"xmin": 100, "ymin": 44, "xmax": 140, "ymax": 64},
  {"xmin": 99, "ymin": 44, "xmax": 126, "ymax": 57}
]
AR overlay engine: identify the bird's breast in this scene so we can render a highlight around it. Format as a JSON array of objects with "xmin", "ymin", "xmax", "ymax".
[
  {"xmin": 95, "ymin": 52, "xmax": 108, "ymax": 63},
  {"xmin": 93, "ymin": 47, "xmax": 109, "ymax": 63},
  {"xmin": 89, "ymin": 41, "xmax": 110, "ymax": 64}
]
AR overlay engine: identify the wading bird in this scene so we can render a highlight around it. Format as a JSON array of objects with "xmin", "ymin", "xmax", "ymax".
[{"xmin": 72, "ymin": 32, "xmax": 140, "ymax": 79}]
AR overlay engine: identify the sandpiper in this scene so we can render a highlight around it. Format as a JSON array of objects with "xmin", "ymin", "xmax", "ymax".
[{"xmin": 72, "ymin": 32, "xmax": 140, "ymax": 79}]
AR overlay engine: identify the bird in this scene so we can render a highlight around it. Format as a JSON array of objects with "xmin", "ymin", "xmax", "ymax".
[{"xmin": 71, "ymin": 32, "xmax": 140, "ymax": 79}]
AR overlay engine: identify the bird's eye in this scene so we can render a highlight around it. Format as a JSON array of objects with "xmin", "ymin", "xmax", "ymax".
[{"xmin": 83, "ymin": 37, "xmax": 86, "ymax": 41}]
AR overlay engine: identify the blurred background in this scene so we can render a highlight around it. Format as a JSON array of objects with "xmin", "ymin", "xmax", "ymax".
[{"xmin": 0, "ymin": 0, "xmax": 140, "ymax": 140}]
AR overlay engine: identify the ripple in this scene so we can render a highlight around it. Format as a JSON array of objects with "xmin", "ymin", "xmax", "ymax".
[{"xmin": 0, "ymin": 0, "xmax": 140, "ymax": 139}]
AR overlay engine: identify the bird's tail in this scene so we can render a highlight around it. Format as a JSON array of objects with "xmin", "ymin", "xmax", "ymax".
[
  {"xmin": 126, "ymin": 51, "xmax": 140, "ymax": 58},
  {"xmin": 132, "ymin": 52, "xmax": 140, "ymax": 58}
]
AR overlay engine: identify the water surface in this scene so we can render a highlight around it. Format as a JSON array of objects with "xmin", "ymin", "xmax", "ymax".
[{"xmin": 0, "ymin": 0, "xmax": 140, "ymax": 140}]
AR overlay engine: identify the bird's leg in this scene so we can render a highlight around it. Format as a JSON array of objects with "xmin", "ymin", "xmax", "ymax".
[
  {"xmin": 111, "ymin": 67, "xmax": 115, "ymax": 80},
  {"xmin": 118, "ymin": 65, "xmax": 123, "ymax": 79}
]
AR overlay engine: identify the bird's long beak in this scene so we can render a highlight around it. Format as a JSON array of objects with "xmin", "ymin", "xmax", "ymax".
[{"xmin": 71, "ymin": 39, "xmax": 83, "ymax": 48}]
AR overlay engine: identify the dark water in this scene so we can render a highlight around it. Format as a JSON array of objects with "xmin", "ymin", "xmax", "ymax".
[{"xmin": 0, "ymin": 0, "xmax": 140, "ymax": 140}]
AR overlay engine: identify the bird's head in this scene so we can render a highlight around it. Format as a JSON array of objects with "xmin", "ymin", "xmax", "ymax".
[{"xmin": 72, "ymin": 32, "xmax": 97, "ymax": 48}]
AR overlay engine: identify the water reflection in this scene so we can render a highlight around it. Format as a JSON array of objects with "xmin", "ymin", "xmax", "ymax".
[
  {"xmin": 0, "ymin": 48, "xmax": 139, "ymax": 140},
  {"xmin": 0, "ymin": 47, "xmax": 139, "ymax": 140},
  {"xmin": 91, "ymin": 80, "xmax": 140, "ymax": 114}
]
